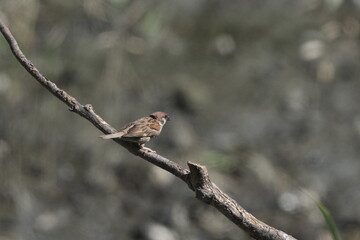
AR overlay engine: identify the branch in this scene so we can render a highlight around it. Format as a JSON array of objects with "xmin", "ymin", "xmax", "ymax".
[{"xmin": 0, "ymin": 20, "xmax": 297, "ymax": 240}]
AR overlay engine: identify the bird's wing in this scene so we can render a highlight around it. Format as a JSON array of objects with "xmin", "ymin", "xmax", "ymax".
[
  {"xmin": 123, "ymin": 118, "xmax": 162, "ymax": 138},
  {"xmin": 99, "ymin": 117, "xmax": 141, "ymax": 139},
  {"xmin": 99, "ymin": 117, "xmax": 162, "ymax": 139}
]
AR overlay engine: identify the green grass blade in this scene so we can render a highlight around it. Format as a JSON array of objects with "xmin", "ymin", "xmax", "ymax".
[
  {"xmin": 316, "ymin": 202, "xmax": 342, "ymax": 240},
  {"xmin": 300, "ymin": 188, "xmax": 342, "ymax": 240}
]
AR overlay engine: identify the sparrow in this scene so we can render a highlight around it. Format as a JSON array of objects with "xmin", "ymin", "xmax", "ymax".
[{"xmin": 99, "ymin": 111, "xmax": 170, "ymax": 152}]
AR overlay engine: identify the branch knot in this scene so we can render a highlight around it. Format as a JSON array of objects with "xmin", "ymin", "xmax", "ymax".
[{"xmin": 187, "ymin": 161, "xmax": 214, "ymax": 204}]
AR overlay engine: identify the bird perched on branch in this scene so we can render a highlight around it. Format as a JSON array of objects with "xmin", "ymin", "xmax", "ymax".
[{"xmin": 99, "ymin": 111, "xmax": 170, "ymax": 152}]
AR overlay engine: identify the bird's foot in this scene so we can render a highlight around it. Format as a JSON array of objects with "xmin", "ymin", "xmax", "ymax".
[{"xmin": 141, "ymin": 147, "xmax": 156, "ymax": 153}]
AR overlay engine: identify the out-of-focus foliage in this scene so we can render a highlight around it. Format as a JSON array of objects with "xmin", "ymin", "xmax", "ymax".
[{"xmin": 1, "ymin": 0, "xmax": 360, "ymax": 239}]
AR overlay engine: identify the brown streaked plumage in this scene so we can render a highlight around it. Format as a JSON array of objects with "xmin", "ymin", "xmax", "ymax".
[{"xmin": 99, "ymin": 112, "xmax": 170, "ymax": 151}]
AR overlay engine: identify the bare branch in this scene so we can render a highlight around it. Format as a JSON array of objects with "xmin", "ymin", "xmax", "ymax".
[
  {"xmin": 188, "ymin": 162, "xmax": 296, "ymax": 240},
  {"xmin": 0, "ymin": 20, "xmax": 297, "ymax": 240}
]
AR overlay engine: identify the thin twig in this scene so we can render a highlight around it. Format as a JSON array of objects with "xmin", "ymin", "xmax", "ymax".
[{"xmin": 0, "ymin": 20, "xmax": 297, "ymax": 240}]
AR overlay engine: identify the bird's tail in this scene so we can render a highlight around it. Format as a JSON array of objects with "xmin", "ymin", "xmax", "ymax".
[{"xmin": 99, "ymin": 132, "xmax": 124, "ymax": 139}]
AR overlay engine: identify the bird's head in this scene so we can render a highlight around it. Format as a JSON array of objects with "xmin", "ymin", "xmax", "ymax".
[{"xmin": 150, "ymin": 111, "xmax": 170, "ymax": 126}]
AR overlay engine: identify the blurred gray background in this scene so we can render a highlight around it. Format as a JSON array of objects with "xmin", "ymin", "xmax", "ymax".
[{"xmin": 1, "ymin": 0, "xmax": 360, "ymax": 239}]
